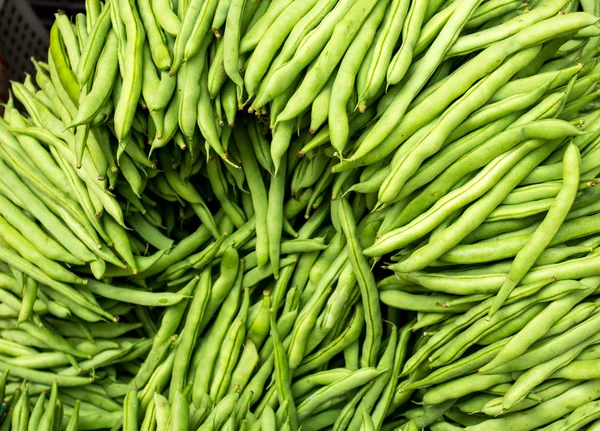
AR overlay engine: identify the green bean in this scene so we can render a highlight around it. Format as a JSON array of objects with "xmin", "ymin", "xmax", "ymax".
[
  {"xmin": 501, "ymin": 182, "xmax": 563, "ymax": 206},
  {"xmin": 65, "ymin": 410, "xmax": 122, "ymax": 430},
  {"xmin": 442, "ymin": 212, "xmax": 600, "ymax": 264},
  {"xmin": 179, "ymin": 43, "xmax": 210, "ymax": 142},
  {"xmin": 122, "ymin": 390, "xmax": 138, "ymax": 431},
  {"xmin": 224, "ymin": 337, "xmax": 257, "ymax": 397},
  {"xmin": 346, "ymin": 14, "xmax": 594, "ymax": 169},
  {"xmin": 291, "ymin": 369, "xmax": 354, "ymax": 399},
  {"xmin": 332, "ymin": 383, "xmax": 371, "ymax": 431},
  {"xmin": 234, "ymin": 127, "xmax": 269, "ymax": 267},
  {"xmin": 0, "ymin": 216, "xmax": 84, "ymax": 284},
  {"xmin": 169, "ymin": 0, "xmax": 206, "ymax": 73},
  {"xmin": 0, "ymin": 198, "xmax": 66, "ymax": 263},
  {"xmin": 192, "ymin": 264, "xmax": 242, "ymax": 406},
  {"xmin": 295, "ymin": 303, "xmax": 365, "ymax": 376},
  {"xmin": 274, "ymin": 0, "xmax": 380, "ymax": 123},
  {"xmin": 139, "ymin": 226, "xmax": 213, "ymax": 277},
  {"xmin": 243, "ymin": 0, "xmax": 320, "ymax": 100},
  {"xmin": 357, "ymin": 0, "xmax": 410, "ymax": 111},
  {"xmin": 113, "ymin": 0, "xmax": 144, "ymax": 144},
  {"xmin": 266, "ymin": 155, "xmax": 286, "ymax": 278},
  {"xmin": 413, "ymin": 1, "xmax": 460, "ymax": 57},
  {"xmin": 449, "ymin": 0, "xmax": 571, "ymax": 57},
  {"xmin": 346, "ymin": 327, "xmax": 398, "ymax": 431},
  {"xmin": 64, "ymin": 400, "xmax": 81, "ymax": 431},
  {"xmin": 85, "ymin": 0, "xmax": 101, "ymax": 28},
  {"xmin": 61, "ymin": 387, "xmax": 120, "ymax": 413},
  {"xmin": 379, "ymin": 46, "xmax": 543, "ymax": 205},
  {"xmin": 206, "ymin": 38, "xmax": 227, "ymax": 99},
  {"xmin": 71, "ymin": 31, "xmax": 119, "ymax": 129},
  {"xmin": 488, "ymin": 144, "xmax": 581, "ymax": 317},
  {"xmin": 387, "ymin": 136, "xmax": 566, "ymax": 273},
  {"xmin": 10, "ymin": 383, "xmax": 26, "ymax": 431},
  {"xmin": 151, "ymin": 393, "xmax": 168, "ymax": 431},
  {"xmin": 0, "ymin": 329, "xmax": 50, "ymax": 350},
  {"xmin": 210, "ymin": 0, "xmax": 231, "ymax": 36},
  {"xmin": 491, "ymin": 64, "xmax": 584, "ymax": 104},
  {"xmin": 0, "ymin": 1, "xmax": 598, "ymax": 427},
  {"xmin": 27, "ymin": 392, "xmax": 46, "ymax": 431},
  {"xmin": 159, "ymin": 160, "xmax": 219, "ymax": 239},
  {"xmin": 86, "ymin": 279, "xmax": 186, "ymax": 307},
  {"xmin": 0, "ymin": 246, "xmax": 114, "ymax": 322},
  {"xmin": 4, "ymin": 108, "xmax": 71, "ymax": 197},
  {"xmin": 167, "ymin": 389, "xmax": 188, "ymax": 431},
  {"xmin": 102, "ymin": 215, "xmax": 136, "ymax": 273},
  {"xmin": 487, "ymin": 197, "xmax": 556, "ymax": 221},
  {"xmin": 206, "ymin": 158, "xmax": 246, "ymax": 230},
  {"xmin": 386, "ymin": 0, "xmax": 428, "ymax": 87},
  {"xmin": 221, "ymin": 81, "xmax": 237, "ymax": 128},
  {"xmin": 153, "ymin": 0, "xmax": 181, "ymax": 35},
  {"xmin": 37, "ymin": 382, "xmax": 58, "ymax": 431},
  {"xmin": 197, "ymin": 393, "xmax": 239, "ymax": 431},
  {"xmin": 138, "ymin": 401, "xmax": 155, "ymax": 431},
  {"xmin": 126, "ymin": 212, "xmax": 173, "ymax": 250},
  {"xmin": 317, "ymin": 261, "xmax": 357, "ymax": 332},
  {"xmin": 347, "ymin": 0, "xmax": 484, "ymax": 163},
  {"xmin": 558, "ymin": 400, "xmax": 600, "ymax": 431},
  {"xmin": 16, "ymin": 275, "xmax": 36, "ymax": 326},
  {"xmin": 271, "ymin": 310, "xmax": 299, "ymax": 430},
  {"xmin": 0, "ymin": 156, "xmax": 95, "ymax": 257},
  {"xmin": 402, "ymin": 280, "xmax": 562, "ymax": 374},
  {"xmin": 77, "ymin": 3, "xmax": 112, "ymax": 85},
  {"xmin": 544, "ymin": 302, "xmax": 599, "ymax": 340},
  {"xmin": 222, "ymin": 0, "xmax": 245, "ymax": 93},
  {"xmin": 549, "ymin": 358, "xmax": 600, "ymax": 380},
  {"xmin": 414, "ymin": 252, "xmax": 600, "ymax": 291},
  {"xmin": 241, "ymin": 0, "xmax": 265, "ymax": 33},
  {"xmin": 75, "ymin": 118, "xmax": 88, "ymax": 170},
  {"xmin": 338, "ymin": 198, "xmax": 381, "ymax": 367},
  {"xmin": 246, "ymin": 119, "xmax": 271, "ymax": 173},
  {"xmin": 430, "ymin": 296, "xmax": 547, "ymax": 367},
  {"xmin": 49, "ymin": 23, "xmax": 80, "ymax": 106},
  {"xmin": 465, "ymin": 0, "xmax": 524, "ymax": 29},
  {"xmin": 375, "ymin": 133, "xmax": 542, "ymax": 250},
  {"xmin": 370, "ymin": 323, "xmax": 412, "ymax": 428},
  {"xmin": 0, "ymin": 338, "xmax": 37, "ymax": 357},
  {"xmin": 209, "ymin": 288, "xmax": 248, "ymax": 402},
  {"xmin": 478, "ymin": 302, "xmax": 553, "ymax": 346},
  {"xmin": 74, "ymin": 12, "xmax": 88, "ymax": 47},
  {"xmin": 11, "ymin": 131, "xmax": 122, "ymax": 228},
  {"xmin": 138, "ymin": 0, "xmax": 170, "ymax": 70},
  {"xmin": 380, "ymin": 290, "xmax": 474, "ymax": 313},
  {"xmin": 328, "ymin": 0, "xmax": 388, "ymax": 156},
  {"xmin": 307, "ymin": 72, "xmax": 333, "ymax": 134},
  {"xmin": 256, "ymin": 0, "xmax": 356, "ymax": 110},
  {"xmin": 296, "ymin": 368, "xmax": 384, "ymax": 422},
  {"xmin": 481, "ymin": 380, "xmax": 578, "ymax": 416},
  {"xmin": 198, "ymin": 63, "xmax": 229, "ymax": 163},
  {"xmin": 488, "ymin": 308, "xmax": 600, "ymax": 372},
  {"xmin": 239, "ymin": 0, "xmax": 292, "ymax": 53},
  {"xmin": 501, "ymin": 331, "xmax": 600, "ymax": 412},
  {"xmin": 428, "ymin": 374, "xmax": 511, "ymax": 407},
  {"xmin": 168, "ymin": 272, "xmax": 206, "ymax": 400},
  {"xmin": 0, "ymin": 361, "xmax": 90, "ymax": 386},
  {"xmin": 3, "ymin": 352, "xmax": 72, "ymax": 369},
  {"xmin": 450, "ymin": 84, "xmax": 551, "ymax": 146}
]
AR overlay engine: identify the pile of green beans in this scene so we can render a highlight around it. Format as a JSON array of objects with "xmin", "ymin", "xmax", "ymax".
[{"xmin": 0, "ymin": 0, "xmax": 599, "ymax": 429}]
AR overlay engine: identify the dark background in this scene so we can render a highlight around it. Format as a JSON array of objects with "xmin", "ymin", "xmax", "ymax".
[
  {"xmin": 0, "ymin": 0, "xmax": 86, "ymax": 84},
  {"xmin": 28, "ymin": 0, "xmax": 86, "ymax": 30}
]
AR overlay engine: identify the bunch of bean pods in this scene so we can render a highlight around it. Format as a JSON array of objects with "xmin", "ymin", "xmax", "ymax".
[{"xmin": 0, "ymin": 0, "xmax": 599, "ymax": 429}]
